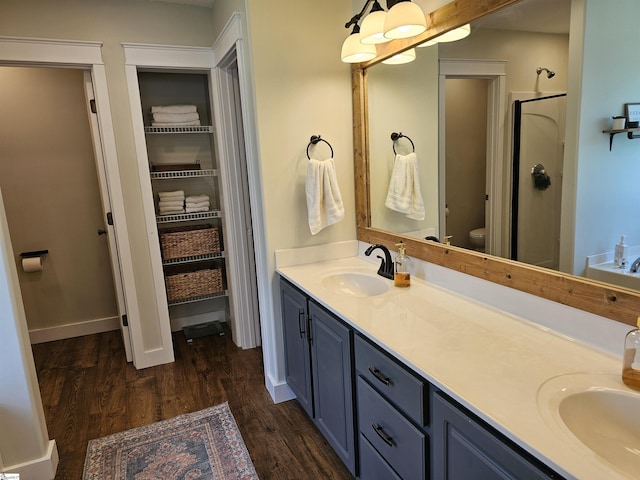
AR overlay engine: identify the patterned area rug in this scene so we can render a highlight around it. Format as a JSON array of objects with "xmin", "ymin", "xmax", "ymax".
[{"xmin": 83, "ymin": 402, "xmax": 258, "ymax": 480}]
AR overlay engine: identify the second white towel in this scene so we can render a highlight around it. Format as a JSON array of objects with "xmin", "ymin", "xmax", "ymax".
[
  {"xmin": 384, "ymin": 152, "xmax": 425, "ymax": 220},
  {"xmin": 305, "ymin": 158, "xmax": 344, "ymax": 235}
]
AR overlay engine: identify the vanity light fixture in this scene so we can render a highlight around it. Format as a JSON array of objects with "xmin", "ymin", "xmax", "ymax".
[
  {"xmin": 360, "ymin": 0, "xmax": 391, "ymax": 44},
  {"xmin": 381, "ymin": 47, "xmax": 416, "ymax": 64},
  {"xmin": 418, "ymin": 23, "xmax": 471, "ymax": 47},
  {"xmin": 342, "ymin": 0, "xmax": 426, "ymax": 63}
]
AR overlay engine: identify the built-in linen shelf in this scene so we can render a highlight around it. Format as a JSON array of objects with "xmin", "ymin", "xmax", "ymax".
[
  {"xmin": 167, "ymin": 290, "xmax": 228, "ymax": 306},
  {"xmin": 145, "ymin": 125, "xmax": 214, "ymax": 134},
  {"xmin": 156, "ymin": 210, "xmax": 222, "ymax": 224},
  {"xmin": 162, "ymin": 251, "xmax": 225, "ymax": 266},
  {"xmin": 602, "ymin": 127, "xmax": 640, "ymax": 150},
  {"xmin": 150, "ymin": 169, "xmax": 218, "ymax": 180}
]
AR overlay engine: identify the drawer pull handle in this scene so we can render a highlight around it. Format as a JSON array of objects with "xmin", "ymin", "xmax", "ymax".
[
  {"xmin": 368, "ymin": 366, "xmax": 392, "ymax": 386},
  {"xmin": 371, "ymin": 423, "xmax": 395, "ymax": 447}
]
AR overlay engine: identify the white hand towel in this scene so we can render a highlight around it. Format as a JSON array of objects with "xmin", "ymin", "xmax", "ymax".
[
  {"xmin": 186, "ymin": 201, "xmax": 210, "ymax": 209},
  {"xmin": 152, "ymin": 120, "xmax": 201, "ymax": 127},
  {"xmin": 159, "ymin": 207, "xmax": 185, "ymax": 215},
  {"xmin": 158, "ymin": 200, "xmax": 184, "ymax": 208},
  {"xmin": 185, "ymin": 194, "xmax": 210, "ymax": 204},
  {"xmin": 151, "ymin": 105, "xmax": 197, "ymax": 114},
  {"xmin": 384, "ymin": 152, "xmax": 425, "ymax": 220},
  {"xmin": 185, "ymin": 206, "xmax": 210, "ymax": 213},
  {"xmin": 305, "ymin": 158, "xmax": 345, "ymax": 235},
  {"xmin": 152, "ymin": 112, "xmax": 200, "ymax": 124},
  {"xmin": 158, "ymin": 190, "xmax": 185, "ymax": 199}
]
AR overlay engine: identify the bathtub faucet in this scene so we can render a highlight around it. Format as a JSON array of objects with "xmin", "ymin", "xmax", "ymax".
[{"xmin": 630, "ymin": 257, "xmax": 640, "ymax": 273}]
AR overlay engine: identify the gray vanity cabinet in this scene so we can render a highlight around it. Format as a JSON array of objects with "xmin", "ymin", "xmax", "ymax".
[
  {"xmin": 280, "ymin": 278, "xmax": 313, "ymax": 417},
  {"xmin": 279, "ymin": 278, "xmax": 356, "ymax": 475},
  {"xmin": 432, "ymin": 393, "xmax": 562, "ymax": 480},
  {"xmin": 355, "ymin": 334, "xmax": 429, "ymax": 480}
]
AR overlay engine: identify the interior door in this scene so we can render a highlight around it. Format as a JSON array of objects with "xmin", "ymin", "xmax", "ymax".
[{"xmin": 83, "ymin": 71, "xmax": 133, "ymax": 362}]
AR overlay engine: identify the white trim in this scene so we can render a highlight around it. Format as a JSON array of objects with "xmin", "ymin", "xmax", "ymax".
[
  {"xmin": 29, "ymin": 317, "xmax": 119, "ymax": 345},
  {"xmin": 265, "ymin": 374, "xmax": 296, "ymax": 404},
  {"xmin": 3, "ymin": 440, "xmax": 58, "ymax": 480},
  {"xmin": 438, "ymin": 59, "xmax": 506, "ymax": 257},
  {"xmin": 123, "ymin": 43, "xmax": 215, "ymax": 69},
  {"xmin": 0, "ymin": 36, "xmax": 102, "ymax": 65},
  {"xmin": 212, "ymin": 13, "xmax": 275, "ymax": 396}
]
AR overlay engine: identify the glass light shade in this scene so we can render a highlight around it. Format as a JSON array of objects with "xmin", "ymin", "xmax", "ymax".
[
  {"xmin": 418, "ymin": 24, "xmax": 471, "ymax": 47},
  {"xmin": 381, "ymin": 48, "xmax": 416, "ymax": 65},
  {"xmin": 383, "ymin": 1, "xmax": 427, "ymax": 40},
  {"xmin": 341, "ymin": 32, "xmax": 377, "ymax": 63},
  {"xmin": 360, "ymin": 11, "xmax": 391, "ymax": 45}
]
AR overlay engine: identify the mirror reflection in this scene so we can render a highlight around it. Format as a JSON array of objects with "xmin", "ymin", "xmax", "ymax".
[{"xmin": 368, "ymin": 0, "xmax": 575, "ymax": 269}]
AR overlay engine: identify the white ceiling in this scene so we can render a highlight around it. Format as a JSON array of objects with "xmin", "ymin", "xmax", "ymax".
[{"xmin": 473, "ymin": 0, "xmax": 571, "ymax": 34}]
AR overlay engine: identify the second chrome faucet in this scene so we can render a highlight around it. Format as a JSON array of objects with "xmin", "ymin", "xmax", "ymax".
[{"xmin": 365, "ymin": 244, "xmax": 394, "ymax": 280}]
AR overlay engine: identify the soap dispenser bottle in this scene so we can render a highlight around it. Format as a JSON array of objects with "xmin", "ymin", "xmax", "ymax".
[
  {"xmin": 622, "ymin": 317, "xmax": 640, "ymax": 391},
  {"xmin": 394, "ymin": 242, "xmax": 410, "ymax": 287},
  {"xmin": 615, "ymin": 235, "xmax": 629, "ymax": 268}
]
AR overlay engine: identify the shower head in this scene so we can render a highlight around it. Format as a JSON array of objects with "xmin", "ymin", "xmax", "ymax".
[{"xmin": 536, "ymin": 67, "xmax": 555, "ymax": 79}]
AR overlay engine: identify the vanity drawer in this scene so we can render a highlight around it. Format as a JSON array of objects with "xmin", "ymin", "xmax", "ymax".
[
  {"xmin": 359, "ymin": 433, "xmax": 402, "ymax": 480},
  {"xmin": 357, "ymin": 377, "xmax": 427, "ymax": 480},
  {"xmin": 355, "ymin": 334, "xmax": 428, "ymax": 427}
]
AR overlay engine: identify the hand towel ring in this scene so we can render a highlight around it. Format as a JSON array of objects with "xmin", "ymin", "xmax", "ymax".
[
  {"xmin": 391, "ymin": 132, "xmax": 415, "ymax": 154},
  {"xmin": 307, "ymin": 135, "xmax": 334, "ymax": 160}
]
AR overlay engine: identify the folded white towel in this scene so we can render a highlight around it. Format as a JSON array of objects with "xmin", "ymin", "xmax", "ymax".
[
  {"xmin": 159, "ymin": 207, "xmax": 185, "ymax": 215},
  {"xmin": 158, "ymin": 190, "xmax": 185, "ymax": 199},
  {"xmin": 185, "ymin": 206, "xmax": 210, "ymax": 213},
  {"xmin": 152, "ymin": 112, "xmax": 200, "ymax": 124},
  {"xmin": 305, "ymin": 158, "xmax": 344, "ymax": 235},
  {"xmin": 186, "ymin": 201, "xmax": 210, "ymax": 209},
  {"xmin": 384, "ymin": 152, "xmax": 425, "ymax": 220},
  {"xmin": 151, "ymin": 120, "xmax": 201, "ymax": 127},
  {"xmin": 151, "ymin": 105, "xmax": 197, "ymax": 114},
  {"xmin": 185, "ymin": 194, "xmax": 209, "ymax": 203},
  {"xmin": 158, "ymin": 200, "xmax": 184, "ymax": 208}
]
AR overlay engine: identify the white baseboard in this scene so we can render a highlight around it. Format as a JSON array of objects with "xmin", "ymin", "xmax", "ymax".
[
  {"xmin": 3, "ymin": 440, "xmax": 58, "ymax": 480},
  {"xmin": 265, "ymin": 373, "xmax": 295, "ymax": 404},
  {"xmin": 170, "ymin": 311, "xmax": 226, "ymax": 332},
  {"xmin": 29, "ymin": 317, "xmax": 119, "ymax": 344}
]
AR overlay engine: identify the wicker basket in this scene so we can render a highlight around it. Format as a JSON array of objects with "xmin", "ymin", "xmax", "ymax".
[
  {"xmin": 165, "ymin": 267, "xmax": 223, "ymax": 303},
  {"xmin": 159, "ymin": 224, "xmax": 220, "ymax": 260}
]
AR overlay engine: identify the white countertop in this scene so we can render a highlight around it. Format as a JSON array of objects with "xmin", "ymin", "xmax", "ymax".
[{"xmin": 277, "ymin": 255, "xmax": 637, "ymax": 480}]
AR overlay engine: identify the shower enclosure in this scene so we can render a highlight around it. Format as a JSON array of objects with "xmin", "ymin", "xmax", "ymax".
[{"xmin": 511, "ymin": 93, "xmax": 567, "ymax": 270}]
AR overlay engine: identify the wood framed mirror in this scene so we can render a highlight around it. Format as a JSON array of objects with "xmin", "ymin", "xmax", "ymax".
[{"xmin": 352, "ymin": 0, "xmax": 640, "ymax": 326}]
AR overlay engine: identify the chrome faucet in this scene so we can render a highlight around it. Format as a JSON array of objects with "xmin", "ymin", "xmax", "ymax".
[
  {"xmin": 630, "ymin": 257, "xmax": 640, "ymax": 273},
  {"xmin": 365, "ymin": 244, "xmax": 394, "ymax": 280}
]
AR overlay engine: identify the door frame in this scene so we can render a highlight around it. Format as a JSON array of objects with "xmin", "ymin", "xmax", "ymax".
[
  {"xmin": 0, "ymin": 36, "xmax": 142, "ymax": 363},
  {"xmin": 438, "ymin": 58, "xmax": 506, "ymax": 256}
]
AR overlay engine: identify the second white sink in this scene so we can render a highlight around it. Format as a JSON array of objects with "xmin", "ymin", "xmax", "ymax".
[{"xmin": 537, "ymin": 372, "xmax": 640, "ymax": 479}]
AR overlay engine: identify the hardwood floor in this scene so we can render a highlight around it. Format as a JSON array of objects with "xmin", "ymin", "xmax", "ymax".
[{"xmin": 32, "ymin": 325, "xmax": 354, "ymax": 479}]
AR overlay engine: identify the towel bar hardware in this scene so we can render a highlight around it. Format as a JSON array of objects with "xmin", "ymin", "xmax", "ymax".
[
  {"xmin": 391, "ymin": 132, "xmax": 415, "ymax": 154},
  {"xmin": 306, "ymin": 135, "xmax": 334, "ymax": 160}
]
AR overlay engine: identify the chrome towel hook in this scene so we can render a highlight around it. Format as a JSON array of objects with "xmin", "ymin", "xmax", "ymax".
[{"xmin": 307, "ymin": 135, "xmax": 334, "ymax": 160}]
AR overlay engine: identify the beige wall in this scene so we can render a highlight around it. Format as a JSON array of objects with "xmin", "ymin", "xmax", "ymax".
[{"xmin": 0, "ymin": 67, "xmax": 118, "ymax": 331}]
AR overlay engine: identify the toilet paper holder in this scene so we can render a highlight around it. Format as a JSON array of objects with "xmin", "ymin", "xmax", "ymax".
[{"xmin": 20, "ymin": 249, "xmax": 49, "ymax": 258}]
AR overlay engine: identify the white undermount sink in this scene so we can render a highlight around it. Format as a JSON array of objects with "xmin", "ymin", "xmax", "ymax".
[
  {"xmin": 537, "ymin": 373, "xmax": 640, "ymax": 478},
  {"xmin": 321, "ymin": 271, "xmax": 389, "ymax": 297}
]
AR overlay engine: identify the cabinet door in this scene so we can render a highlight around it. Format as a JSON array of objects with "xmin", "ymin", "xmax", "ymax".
[
  {"xmin": 432, "ymin": 393, "xmax": 560, "ymax": 480},
  {"xmin": 280, "ymin": 279, "xmax": 313, "ymax": 417},
  {"xmin": 309, "ymin": 300, "xmax": 356, "ymax": 476}
]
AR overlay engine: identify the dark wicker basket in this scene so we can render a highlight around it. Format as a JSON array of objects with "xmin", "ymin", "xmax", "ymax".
[
  {"xmin": 159, "ymin": 224, "xmax": 220, "ymax": 260},
  {"xmin": 164, "ymin": 267, "xmax": 223, "ymax": 303}
]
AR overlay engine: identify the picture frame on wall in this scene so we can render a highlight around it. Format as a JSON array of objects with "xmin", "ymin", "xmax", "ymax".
[{"xmin": 624, "ymin": 102, "xmax": 640, "ymax": 127}]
